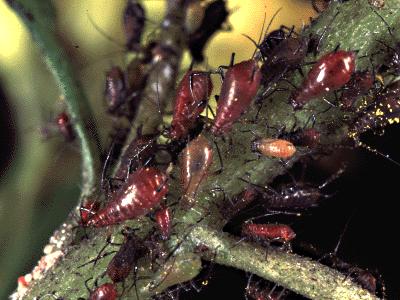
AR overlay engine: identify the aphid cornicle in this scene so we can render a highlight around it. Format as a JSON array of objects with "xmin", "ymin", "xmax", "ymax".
[
  {"xmin": 170, "ymin": 70, "xmax": 213, "ymax": 140},
  {"xmin": 242, "ymin": 223, "xmax": 296, "ymax": 243},
  {"xmin": 180, "ymin": 134, "xmax": 213, "ymax": 208},
  {"xmin": 211, "ymin": 59, "xmax": 262, "ymax": 135},
  {"xmin": 155, "ymin": 206, "xmax": 171, "ymax": 240},
  {"xmin": 251, "ymin": 138, "xmax": 296, "ymax": 159},
  {"xmin": 89, "ymin": 283, "xmax": 118, "ymax": 300},
  {"xmin": 56, "ymin": 111, "xmax": 75, "ymax": 142},
  {"xmin": 123, "ymin": 0, "xmax": 146, "ymax": 52},
  {"xmin": 187, "ymin": 0, "xmax": 229, "ymax": 62},
  {"xmin": 86, "ymin": 167, "xmax": 168, "ymax": 227},
  {"xmin": 339, "ymin": 70, "xmax": 374, "ymax": 110},
  {"xmin": 106, "ymin": 229, "xmax": 147, "ymax": 283},
  {"xmin": 105, "ymin": 66, "xmax": 127, "ymax": 115},
  {"xmin": 290, "ymin": 50, "xmax": 356, "ymax": 110}
]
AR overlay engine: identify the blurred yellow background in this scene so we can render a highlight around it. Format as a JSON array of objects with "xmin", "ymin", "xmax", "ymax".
[{"xmin": 0, "ymin": 0, "xmax": 315, "ymax": 297}]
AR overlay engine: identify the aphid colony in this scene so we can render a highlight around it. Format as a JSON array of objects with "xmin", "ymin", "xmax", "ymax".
[{"xmin": 27, "ymin": 1, "xmax": 399, "ymax": 299}]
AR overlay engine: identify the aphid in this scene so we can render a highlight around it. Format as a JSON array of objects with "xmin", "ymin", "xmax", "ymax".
[
  {"xmin": 282, "ymin": 128, "xmax": 321, "ymax": 148},
  {"xmin": 290, "ymin": 50, "xmax": 356, "ymax": 110},
  {"xmin": 378, "ymin": 41, "xmax": 400, "ymax": 76},
  {"xmin": 211, "ymin": 58, "xmax": 262, "ymax": 135},
  {"xmin": 106, "ymin": 229, "xmax": 147, "ymax": 283},
  {"xmin": 187, "ymin": 0, "xmax": 229, "ymax": 62},
  {"xmin": 339, "ymin": 70, "xmax": 374, "ymax": 110},
  {"xmin": 89, "ymin": 283, "xmax": 118, "ymax": 300},
  {"xmin": 257, "ymin": 167, "xmax": 345, "ymax": 211},
  {"xmin": 123, "ymin": 0, "xmax": 146, "ymax": 52},
  {"xmin": 170, "ymin": 70, "xmax": 213, "ymax": 140},
  {"xmin": 56, "ymin": 111, "xmax": 75, "ymax": 142},
  {"xmin": 114, "ymin": 129, "xmax": 157, "ymax": 181},
  {"xmin": 105, "ymin": 66, "xmax": 127, "ymax": 115},
  {"xmin": 86, "ymin": 167, "xmax": 168, "ymax": 227},
  {"xmin": 242, "ymin": 223, "xmax": 296, "ymax": 243},
  {"xmin": 180, "ymin": 134, "xmax": 213, "ymax": 208},
  {"xmin": 155, "ymin": 206, "xmax": 171, "ymax": 240},
  {"xmin": 251, "ymin": 138, "xmax": 296, "ymax": 159}
]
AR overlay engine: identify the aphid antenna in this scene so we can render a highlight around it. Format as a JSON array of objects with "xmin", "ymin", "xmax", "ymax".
[
  {"xmin": 244, "ymin": 273, "xmax": 254, "ymax": 300},
  {"xmin": 315, "ymin": 10, "xmax": 340, "ymax": 54},
  {"xmin": 370, "ymin": 5, "xmax": 393, "ymax": 36},
  {"xmin": 238, "ymin": 177, "xmax": 280, "ymax": 196},
  {"xmin": 86, "ymin": 11, "xmax": 125, "ymax": 50},
  {"xmin": 318, "ymin": 164, "xmax": 346, "ymax": 189},
  {"xmin": 353, "ymin": 137, "xmax": 400, "ymax": 168}
]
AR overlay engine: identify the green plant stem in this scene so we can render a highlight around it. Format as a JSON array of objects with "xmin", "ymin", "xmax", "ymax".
[{"xmin": 7, "ymin": 0, "xmax": 101, "ymax": 198}]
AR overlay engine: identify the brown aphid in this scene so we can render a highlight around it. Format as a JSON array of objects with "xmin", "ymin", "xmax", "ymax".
[
  {"xmin": 123, "ymin": 0, "xmax": 146, "ymax": 52},
  {"xmin": 252, "ymin": 138, "xmax": 296, "ymax": 159},
  {"xmin": 180, "ymin": 134, "xmax": 213, "ymax": 208}
]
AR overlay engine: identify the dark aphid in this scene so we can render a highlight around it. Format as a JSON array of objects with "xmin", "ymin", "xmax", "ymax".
[
  {"xmin": 242, "ymin": 223, "xmax": 296, "ymax": 243},
  {"xmin": 339, "ymin": 70, "xmax": 374, "ymax": 110},
  {"xmin": 282, "ymin": 128, "xmax": 321, "ymax": 148},
  {"xmin": 349, "ymin": 80, "xmax": 400, "ymax": 138},
  {"xmin": 86, "ymin": 167, "xmax": 168, "ymax": 227},
  {"xmin": 56, "ymin": 111, "xmax": 75, "ymax": 142},
  {"xmin": 123, "ymin": 0, "xmax": 146, "ymax": 52},
  {"xmin": 211, "ymin": 58, "xmax": 262, "ymax": 135},
  {"xmin": 170, "ymin": 70, "xmax": 213, "ymax": 140},
  {"xmin": 155, "ymin": 206, "xmax": 171, "ymax": 240},
  {"xmin": 180, "ymin": 134, "xmax": 213, "ymax": 208},
  {"xmin": 106, "ymin": 229, "xmax": 147, "ymax": 283},
  {"xmin": 187, "ymin": 0, "xmax": 229, "ymax": 62},
  {"xmin": 114, "ymin": 129, "xmax": 157, "ymax": 181},
  {"xmin": 290, "ymin": 50, "xmax": 356, "ymax": 110},
  {"xmin": 251, "ymin": 138, "xmax": 296, "ymax": 159},
  {"xmin": 105, "ymin": 66, "xmax": 127, "ymax": 115},
  {"xmin": 311, "ymin": 0, "xmax": 331, "ymax": 13},
  {"xmin": 89, "ymin": 283, "xmax": 118, "ymax": 300},
  {"xmin": 263, "ymin": 167, "xmax": 345, "ymax": 211},
  {"xmin": 378, "ymin": 41, "xmax": 400, "ymax": 76}
]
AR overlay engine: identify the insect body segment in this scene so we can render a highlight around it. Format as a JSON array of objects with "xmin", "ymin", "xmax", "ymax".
[
  {"xmin": 290, "ymin": 50, "xmax": 356, "ymax": 110},
  {"xmin": 211, "ymin": 59, "xmax": 262, "ymax": 135},
  {"xmin": 105, "ymin": 66, "xmax": 127, "ymax": 115},
  {"xmin": 123, "ymin": 0, "xmax": 146, "ymax": 52},
  {"xmin": 86, "ymin": 167, "xmax": 168, "ymax": 227},
  {"xmin": 252, "ymin": 138, "xmax": 296, "ymax": 159},
  {"xmin": 180, "ymin": 135, "xmax": 213, "ymax": 208},
  {"xmin": 170, "ymin": 70, "xmax": 213, "ymax": 140},
  {"xmin": 89, "ymin": 283, "xmax": 117, "ymax": 300}
]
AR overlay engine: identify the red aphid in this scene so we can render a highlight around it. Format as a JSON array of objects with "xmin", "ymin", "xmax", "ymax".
[
  {"xmin": 89, "ymin": 283, "xmax": 118, "ymax": 300},
  {"xmin": 211, "ymin": 59, "xmax": 262, "ymax": 135},
  {"xmin": 242, "ymin": 223, "xmax": 296, "ymax": 243},
  {"xmin": 80, "ymin": 200, "xmax": 100, "ymax": 226},
  {"xmin": 170, "ymin": 70, "xmax": 213, "ymax": 140},
  {"xmin": 290, "ymin": 50, "xmax": 356, "ymax": 110},
  {"xmin": 155, "ymin": 206, "xmax": 171, "ymax": 240},
  {"xmin": 180, "ymin": 134, "xmax": 213, "ymax": 208},
  {"xmin": 56, "ymin": 111, "xmax": 75, "ymax": 142},
  {"xmin": 86, "ymin": 167, "xmax": 168, "ymax": 227}
]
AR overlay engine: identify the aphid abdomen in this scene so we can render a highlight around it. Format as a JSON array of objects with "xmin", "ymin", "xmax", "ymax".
[
  {"xmin": 170, "ymin": 71, "xmax": 213, "ymax": 140},
  {"xmin": 89, "ymin": 283, "xmax": 118, "ymax": 300},
  {"xmin": 87, "ymin": 168, "xmax": 168, "ymax": 227},
  {"xmin": 211, "ymin": 59, "xmax": 262, "ymax": 135}
]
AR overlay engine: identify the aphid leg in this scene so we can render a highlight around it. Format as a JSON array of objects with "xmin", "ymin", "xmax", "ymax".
[
  {"xmin": 318, "ymin": 165, "xmax": 346, "ymax": 189},
  {"xmin": 315, "ymin": 11, "xmax": 340, "ymax": 55},
  {"xmin": 212, "ymin": 140, "xmax": 224, "ymax": 175},
  {"xmin": 78, "ymin": 236, "xmax": 120, "ymax": 268},
  {"xmin": 370, "ymin": 6, "xmax": 393, "ymax": 35}
]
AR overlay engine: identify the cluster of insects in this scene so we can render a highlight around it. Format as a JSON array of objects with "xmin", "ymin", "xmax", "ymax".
[{"xmin": 24, "ymin": 0, "xmax": 399, "ymax": 299}]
